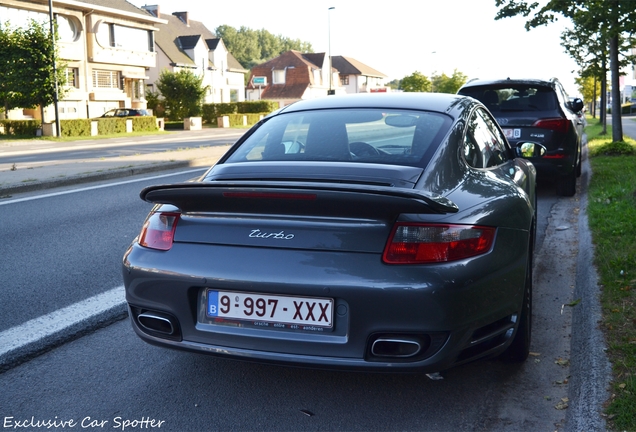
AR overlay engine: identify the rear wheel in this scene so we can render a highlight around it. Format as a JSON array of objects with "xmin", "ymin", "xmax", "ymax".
[
  {"xmin": 501, "ymin": 241, "xmax": 533, "ymax": 362},
  {"xmin": 556, "ymin": 169, "xmax": 576, "ymax": 197}
]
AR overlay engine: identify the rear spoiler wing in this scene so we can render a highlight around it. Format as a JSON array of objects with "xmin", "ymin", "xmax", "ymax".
[{"xmin": 141, "ymin": 181, "xmax": 459, "ymax": 215}]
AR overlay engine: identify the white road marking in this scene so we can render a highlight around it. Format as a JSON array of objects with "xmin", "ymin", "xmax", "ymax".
[
  {"xmin": 0, "ymin": 286, "xmax": 126, "ymax": 358},
  {"xmin": 0, "ymin": 168, "xmax": 206, "ymax": 206}
]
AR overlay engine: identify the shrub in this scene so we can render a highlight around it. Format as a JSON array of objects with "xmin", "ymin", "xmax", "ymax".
[
  {"xmin": 132, "ymin": 116, "xmax": 158, "ymax": 132},
  {"xmin": 0, "ymin": 119, "xmax": 40, "ymax": 136},
  {"xmin": 237, "ymin": 100, "xmax": 278, "ymax": 113},
  {"xmin": 60, "ymin": 119, "xmax": 91, "ymax": 137},
  {"xmin": 97, "ymin": 118, "xmax": 127, "ymax": 135}
]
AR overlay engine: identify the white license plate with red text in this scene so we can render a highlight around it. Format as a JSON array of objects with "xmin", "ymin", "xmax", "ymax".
[{"xmin": 207, "ymin": 290, "xmax": 333, "ymax": 328}]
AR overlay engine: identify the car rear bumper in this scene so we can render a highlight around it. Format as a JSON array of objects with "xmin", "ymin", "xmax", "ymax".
[{"xmin": 122, "ymin": 227, "xmax": 529, "ymax": 372}]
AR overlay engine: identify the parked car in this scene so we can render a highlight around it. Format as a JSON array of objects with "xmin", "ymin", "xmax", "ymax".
[
  {"xmin": 99, "ymin": 108, "xmax": 150, "ymax": 117},
  {"xmin": 123, "ymin": 93, "xmax": 541, "ymax": 373},
  {"xmin": 457, "ymin": 78, "xmax": 585, "ymax": 196}
]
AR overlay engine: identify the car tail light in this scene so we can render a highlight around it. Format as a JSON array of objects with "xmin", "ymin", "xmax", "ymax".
[
  {"xmin": 383, "ymin": 223, "xmax": 496, "ymax": 264},
  {"xmin": 139, "ymin": 212, "xmax": 180, "ymax": 251},
  {"xmin": 532, "ymin": 118, "xmax": 570, "ymax": 133}
]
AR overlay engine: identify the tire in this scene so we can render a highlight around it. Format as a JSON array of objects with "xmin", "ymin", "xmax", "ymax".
[
  {"xmin": 556, "ymin": 169, "xmax": 576, "ymax": 197},
  {"xmin": 501, "ymin": 242, "xmax": 533, "ymax": 362}
]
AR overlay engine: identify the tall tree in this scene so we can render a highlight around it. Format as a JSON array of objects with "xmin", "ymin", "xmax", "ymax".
[
  {"xmin": 495, "ymin": 0, "xmax": 636, "ymax": 142},
  {"xmin": 400, "ymin": 71, "xmax": 431, "ymax": 92},
  {"xmin": 156, "ymin": 70, "xmax": 208, "ymax": 121},
  {"xmin": 216, "ymin": 25, "xmax": 314, "ymax": 69},
  {"xmin": 431, "ymin": 69, "xmax": 468, "ymax": 94},
  {"xmin": 0, "ymin": 19, "xmax": 67, "ymax": 115}
]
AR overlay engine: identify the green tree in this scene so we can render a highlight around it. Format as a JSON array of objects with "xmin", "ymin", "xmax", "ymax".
[
  {"xmin": 0, "ymin": 19, "xmax": 67, "ymax": 115},
  {"xmin": 215, "ymin": 25, "xmax": 314, "ymax": 69},
  {"xmin": 495, "ymin": 0, "xmax": 636, "ymax": 142},
  {"xmin": 144, "ymin": 89, "xmax": 165, "ymax": 118},
  {"xmin": 431, "ymin": 69, "xmax": 468, "ymax": 94},
  {"xmin": 400, "ymin": 71, "xmax": 431, "ymax": 92},
  {"xmin": 156, "ymin": 70, "xmax": 208, "ymax": 121},
  {"xmin": 575, "ymin": 74, "xmax": 601, "ymax": 116},
  {"xmin": 385, "ymin": 79, "xmax": 400, "ymax": 90}
]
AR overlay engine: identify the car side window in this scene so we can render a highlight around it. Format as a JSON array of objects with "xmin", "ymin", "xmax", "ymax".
[{"xmin": 464, "ymin": 108, "xmax": 509, "ymax": 169}]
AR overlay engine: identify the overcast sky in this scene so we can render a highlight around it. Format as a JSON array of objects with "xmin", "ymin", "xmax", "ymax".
[{"xmin": 128, "ymin": 0, "xmax": 580, "ymax": 95}]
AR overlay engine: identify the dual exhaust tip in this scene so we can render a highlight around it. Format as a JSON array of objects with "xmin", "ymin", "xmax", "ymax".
[
  {"xmin": 135, "ymin": 310, "xmax": 181, "ymax": 341},
  {"xmin": 370, "ymin": 337, "xmax": 422, "ymax": 358},
  {"xmin": 136, "ymin": 309, "xmax": 435, "ymax": 361}
]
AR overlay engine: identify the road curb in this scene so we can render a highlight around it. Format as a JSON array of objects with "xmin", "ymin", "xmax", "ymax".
[{"xmin": 0, "ymin": 301, "xmax": 127, "ymax": 373}]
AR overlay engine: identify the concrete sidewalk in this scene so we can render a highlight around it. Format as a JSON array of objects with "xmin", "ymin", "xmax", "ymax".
[{"xmin": 0, "ymin": 143, "xmax": 232, "ymax": 196}]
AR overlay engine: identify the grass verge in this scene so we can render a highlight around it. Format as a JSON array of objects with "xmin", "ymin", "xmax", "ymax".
[{"xmin": 585, "ymin": 117, "xmax": 636, "ymax": 430}]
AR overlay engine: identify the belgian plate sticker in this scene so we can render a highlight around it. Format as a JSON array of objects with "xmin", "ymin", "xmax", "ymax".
[
  {"xmin": 207, "ymin": 290, "xmax": 219, "ymax": 316},
  {"xmin": 504, "ymin": 128, "xmax": 521, "ymax": 139}
]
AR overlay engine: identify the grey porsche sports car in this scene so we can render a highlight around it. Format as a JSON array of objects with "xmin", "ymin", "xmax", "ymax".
[{"xmin": 123, "ymin": 93, "xmax": 542, "ymax": 373}]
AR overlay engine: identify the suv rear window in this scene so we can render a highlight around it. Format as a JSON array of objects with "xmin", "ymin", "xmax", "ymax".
[
  {"xmin": 225, "ymin": 108, "xmax": 452, "ymax": 167},
  {"xmin": 459, "ymin": 85, "xmax": 557, "ymax": 113}
]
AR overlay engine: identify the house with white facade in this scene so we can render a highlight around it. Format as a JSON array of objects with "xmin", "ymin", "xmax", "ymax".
[
  {"xmin": 141, "ymin": 5, "xmax": 247, "ymax": 104},
  {"xmin": 331, "ymin": 56, "xmax": 387, "ymax": 93},
  {"xmin": 0, "ymin": 0, "xmax": 165, "ymax": 121}
]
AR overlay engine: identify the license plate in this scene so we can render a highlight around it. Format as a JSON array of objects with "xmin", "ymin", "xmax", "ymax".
[
  {"xmin": 206, "ymin": 290, "xmax": 333, "ymax": 328},
  {"xmin": 503, "ymin": 128, "xmax": 521, "ymax": 139}
]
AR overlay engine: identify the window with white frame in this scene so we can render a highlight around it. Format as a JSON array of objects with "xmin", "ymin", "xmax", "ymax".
[
  {"xmin": 92, "ymin": 70, "xmax": 121, "ymax": 89},
  {"xmin": 65, "ymin": 68, "xmax": 79, "ymax": 88},
  {"xmin": 95, "ymin": 22, "xmax": 153, "ymax": 53},
  {"xmin": 272, "ymin": 69, "xmax": 286, "ymax": 84}
]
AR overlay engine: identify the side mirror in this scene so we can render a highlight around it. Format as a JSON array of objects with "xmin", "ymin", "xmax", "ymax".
[
  {"xmin": 569, "ymin": 97, "xmax": 584, "ymax": 113},
  {"xmin": 516, "ymin": 142, "xmax": 547, "ymax": 158}
]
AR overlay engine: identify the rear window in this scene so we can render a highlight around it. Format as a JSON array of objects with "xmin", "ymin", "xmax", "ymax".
[
  {"xmin": 459, "ymin": 85, "xmax": 557, "ymax": 113},
  {"xmin": 224, "ymin": 108, "xmax": 452, "ymax": 167}
]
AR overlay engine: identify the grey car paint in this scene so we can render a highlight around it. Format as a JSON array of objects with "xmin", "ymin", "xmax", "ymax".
[{"xmin": 123, "ymin": 93, "xmax": 537, "ymax": 373}]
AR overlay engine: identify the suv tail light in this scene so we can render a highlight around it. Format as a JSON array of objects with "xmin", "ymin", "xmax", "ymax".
[
  {"xmin": 383, "ymin": 223, "xmax": 496, "ymax": 264},
  {"xmin": 532, "ymin": 118, "xmax": 570, "ymax": 134},
  {"xmin": 139, "ymin": 212, "xmax": 180, "ymax": 251}
]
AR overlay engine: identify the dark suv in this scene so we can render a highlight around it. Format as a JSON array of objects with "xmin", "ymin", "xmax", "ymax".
[
  {"xmin": 458, "ymin": 78, "xmax": 584, "ymax": 196},
  {"xmin": 99, "ymin": 108, "xmax": 150, "ymax": 118}
]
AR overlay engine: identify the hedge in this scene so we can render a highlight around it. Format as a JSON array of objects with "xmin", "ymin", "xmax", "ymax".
[
  {"xmin": 132, "ymin": 116, "xmax": 159, "ymax": 132},
  {"xmin": 60, "ymin": 119, "xmax": 92, "ymax": 137},
  {"xmin": 202, "ymin": 101, "xmax": 277, "ymax": 123},
  {"xmin": 96, "ymin": 118, "xmax": 127, "ymax": 135},
  {"xmin": 0, "ymin": 117, "xmax": 158, "ymax": 137},
  {"xmin": 0, "ymin": 119, "xmax": 40, "ymax": 136}
]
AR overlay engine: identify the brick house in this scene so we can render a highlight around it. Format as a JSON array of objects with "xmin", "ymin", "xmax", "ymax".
[
  {"xmin": 245, "ymin": 50, "xmax": 340, "ymax": 107},
  {"xmin": 246, "ymin": 50, "xmax": 387, "ymax": 107}
]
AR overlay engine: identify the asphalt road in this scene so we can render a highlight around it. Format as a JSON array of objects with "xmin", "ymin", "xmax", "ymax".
[{"xmin": 0, "ymin": 171, "xmax": 596, "ymax": 431}]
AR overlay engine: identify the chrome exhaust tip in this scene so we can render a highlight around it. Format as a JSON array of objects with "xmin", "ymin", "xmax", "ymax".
[
  {"xmin": 138, "ymin": 312, "xmax": 175, "ymax": 335},
  {"xmin": 371, "ymin": 338, "xmax": 421, "ymax": 358}
]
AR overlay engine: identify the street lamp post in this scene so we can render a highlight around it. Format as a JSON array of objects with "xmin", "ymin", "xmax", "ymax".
[
  {"xmin": 48, "ymin": 0, "xmax": 61, "ymax": 136},
  {"xmin": 328, "ymin": 6, "xmax": 335, "ymax": 95}
]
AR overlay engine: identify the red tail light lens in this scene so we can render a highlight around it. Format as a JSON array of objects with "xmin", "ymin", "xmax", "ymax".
[
  {"xmin": 383, "ymin": 223, "xmax": 496, "ymax": 264},
  {"xmin": 139, "ymin": 212, "xmax": 180, "ymax": 251},
  {"xmin": 532, "ymin": 118, "xmax": 570, "ymax": 133}
]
